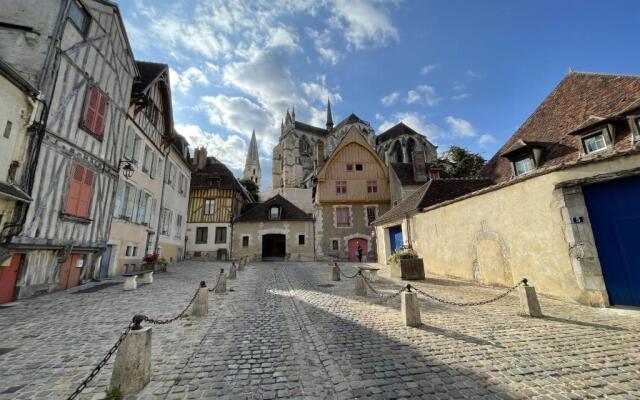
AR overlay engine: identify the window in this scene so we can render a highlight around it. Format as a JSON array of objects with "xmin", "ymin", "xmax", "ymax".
[
  {"xmin": 513, "ymin": 156, "xmax": 534, "ymax": 176},
  {"xmin": 124, "ymin": 127, "xmax": 141, "ymax": 162},
  {"xmin": 298, "ymin": 234, "xmax": 305, "ymax": 245},
  {"xmin": 175, "ymin": 215, "xmax": 182, "ymax": 238},
  {"xmin": 204, "ymin": 199, "xmax": 215, "ymax": 215},
  {"xmin": 336, "ymin": 207, "xmax": 350, "ymax": 227},
  {"xmin": 346, "ymin": 164, "xmax": 353, "ymax": 171},
  {"xmin": 336, "ymin": 181, "xmax": 347, "ymax": 194},
  {"xmin": 366, "ymin": 207, "xmax": 377, "ymax": 226},
  {"xmin": 635, "ymin": 118, "xmax": 640, "ymax": 133},
  {"xmin": 3, "ymin": 121, "xmax": 12, "ymax": 138},
  {"xmin": 165, "ymin": 162, "xmax": 174, "ymax": 184},
  {"xmin": 367, "ymin": 181, "xmax": 378, "ymax": 193},
  {"xmin": 142, "ymin": 145, "xmax": 152, "ymax": 174},
  {"xmin": 242, "ymin": 236, "xmax": 249, "ymax": 247},
  {"xmin": 82, "ymin": 85, "xmax": 107, "ymax": 137},
  {"xmin": 178, "ymin": 174, "xmax": 185, "ymax": 194},
  {"xmin": 125, "ymin": 245, "xmax": 132, "ymax": 256},
  {"xmin": 160, "ymin": 208, "xmax": 172, "ymax": 235},
  {"xmin": 195, "ymin": 227, "xmax": 208, "ymax": 244},
  {"xmin": 69, "ymin": 0, "xmax": 89, "ymax": 33},
  {"xmin": 582, "ymin": 132, "xmax": 607, "ymax": 154},
  {"xmin": 332, "ymin": 240, "xmax": 339, "ymax": 250},
  {"xmin": 64, "ymin": 163, "xmax": 94, "ymax": 218},
  {"xmin": 269, "ymin": 206, "xmax": 281, "ymax": 220},
  {"xmin": 215, "ymin": 227, "xmax": 227, "ymax": 244},
  {"xmin": 132, "ymin": 246, "xmax": 138, "ymax": 257},
  {"xmin": 208, "ymin": 177, "xmax": 221, "ymax": 188},
  {"xmin": 355, "ymin": 164, "xmax": 363, "ymax": 171},
  {"xmin": 145, "ymin": 101, "xmax": 159, "ymax": 126}
]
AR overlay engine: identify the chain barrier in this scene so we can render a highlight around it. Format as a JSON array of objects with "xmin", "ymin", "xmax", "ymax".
[
  {"xmin": 67, "ymin": 281, "xmax": 207, "ymax": 400},
  {"xmin": 334, "ymin": 263, "xmax": 360, "ymax": 279},
  {"xmin": 360, "ymin": 273, "xmax": 407, "ymax": 303},
  {"xmin": 208, "ymin": 270, "xmax": 225, "ymax": 292},
  {"xmin": 410, "ymin": 278, "xmax": 527, "ymax": 307}
]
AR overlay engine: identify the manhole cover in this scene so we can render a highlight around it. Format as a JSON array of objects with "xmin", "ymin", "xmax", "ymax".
[{"xmin": 317, "ymin": 284, "xmax": 334, "ymax": 288}]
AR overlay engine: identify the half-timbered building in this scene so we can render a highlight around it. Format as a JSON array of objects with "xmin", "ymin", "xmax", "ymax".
[
  {"xmin": 0, "ymin": 0, "xmax": 138, "ymax": 298},
  {"xmin": 186, "ymin": 148, "xmax": 253, "ymax": 260}
]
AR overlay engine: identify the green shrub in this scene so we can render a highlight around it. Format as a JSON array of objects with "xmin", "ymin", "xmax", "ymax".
[
  {"xmin": 104, "ymin": 387, "xmax": 123, "ymax": 400},
  {"xmin": 158, "ymin": 257, "xmax": 169, "ymax": 266},
  {"xmin": 387, "ymin": 250, "xmax": 419, "ymax": 264}
]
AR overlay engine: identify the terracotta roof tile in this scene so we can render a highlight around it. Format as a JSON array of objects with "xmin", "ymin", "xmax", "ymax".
[{"xmin": 235, "ymin": 195, "xmax": 313, "ymax": 222}]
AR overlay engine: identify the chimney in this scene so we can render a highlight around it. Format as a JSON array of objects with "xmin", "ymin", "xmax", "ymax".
[
  {"xmin": 428, "ymin": 167, "xmax": 441, "ymax": 180},
  {"xmin": 314, "ymin": 141, "xmax": 325, "ymax": 171},
  {"xmin": 412, "ymin": 146, "xmax": 428, "ymax": 183},
  {"xmin": 193, "ymin": 146, "xmax": 208, "ymax": 170}
]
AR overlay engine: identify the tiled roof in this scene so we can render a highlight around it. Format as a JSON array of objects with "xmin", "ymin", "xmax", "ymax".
[
  {"xmin": 294, "ymin": 121, "xmax": 327, "ymax": 136},
  {"xmin": 235, "ymin": 195, "xmax": 313, "ymax": 222},
  {"xmin": 481, "ymin": 71, "xmax": 640, "ymax": 183},
  {"xmin": 376, "ymin": 122, "xmax": 424, "ymax": 144},
  {"xmin": 191, "ymin": 157, "xmax": 251, "ymax": 200},
  {"xmin": 333, "ymin": 113, "xmax": 370, "ymax": 130},
  {"xmin": 373, "ymin": 178, "xmax": 491, "ymax": 226}
]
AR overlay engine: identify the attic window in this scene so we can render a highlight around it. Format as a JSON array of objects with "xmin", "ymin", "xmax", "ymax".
[
  {"xmin": 69, "ymin": 1, "xmax": 89, "ymax": 34},
  {"xmin": 634, "ymin": 118, "xmax": 640, "ymax": 138},
  {"xmin": 582, "ymin": 131, "xmax": 608, "ymax": 154},
  {"xmin": 513, "ymin": 155, "xmax": 534, "ymax": 176},
  {"xmin": 269, "ymin": 206, "xmax": 281, "ymax": 220}
]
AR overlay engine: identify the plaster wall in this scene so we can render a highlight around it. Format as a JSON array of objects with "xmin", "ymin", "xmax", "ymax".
[{"xmin": 232, "ymin": 220, "xmax": 314, "ymax": 261}]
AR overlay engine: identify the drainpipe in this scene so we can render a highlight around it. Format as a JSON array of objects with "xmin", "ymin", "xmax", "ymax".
[{"xmin": 405, "ymin": 212, "xmax": 412, "ymax": 248}]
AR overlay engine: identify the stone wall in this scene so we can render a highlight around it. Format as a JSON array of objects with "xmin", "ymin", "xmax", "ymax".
[{"xmin": 232, "ymin": 220, "xmax": 315, "ymax": 261}]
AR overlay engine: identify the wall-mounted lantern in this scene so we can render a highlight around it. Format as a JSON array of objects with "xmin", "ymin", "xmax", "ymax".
[{"xmin": 118, "ymin": 160, "xmax": 135, "ymax": 179}]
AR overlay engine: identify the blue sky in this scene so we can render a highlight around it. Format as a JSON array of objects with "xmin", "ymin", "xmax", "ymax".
[{"xmin": 120, "ymin": 0, "xmax": 640, "ymax": 189}]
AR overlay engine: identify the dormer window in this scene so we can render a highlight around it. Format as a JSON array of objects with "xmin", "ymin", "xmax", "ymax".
[
  {"xmin": 500, "ymin": 139, "xmax": 544, "ymax": 178},
  {"xmin": 634, "ymin": 117, "xmax": 640, "ymax": 138},
  {"xmin": 513, "ymin": 155, "xmax": 534, "ymax": 176},
  {"xmin": 269, "ymin": 206, "xmax": 281, "ymax": 220},
  {"xmin": 582, "ymin": 131, "xmax": 608, "ymax": 154}
]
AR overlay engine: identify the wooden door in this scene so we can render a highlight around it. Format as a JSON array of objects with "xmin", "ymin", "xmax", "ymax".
[
  {"xmin": 348, "ymin": 239, "xmax": 368, "ymax": 262},
  {"xmin": 0, "ymin": 254, "xmax": 22, "ymax": 304},
  {"xmin": 59, "ymin": 255, "xmax": 83, "ymax": 290}
]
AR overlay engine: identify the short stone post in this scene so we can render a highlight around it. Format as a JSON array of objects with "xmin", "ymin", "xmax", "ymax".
[
  {"xmin": 214, "ymin": 269, "xmax": 227, "ymax": 294},
  {"xmin": 228, "ymin": 262, "xmax": 237, "ymax": 280},
  {"xmin": 401, "ymin": 286, "xmax": 421, "ymax": 327},
  {"xmin": 111, "ymin": 316, "xmax": 151, "ymax": 394},
  {"xmin": 332, "ymin": 263, "xmax": 341, "ymax": 281},
  {"xmin": 238, "ymin": 257, "xmax": 245, "ymax": 271},
  {"xmin": 354, "ymin": 273, "xmax": 367, "ymax": 296},
  {"xmin": 192, "ymin": 281, "xmax": 209, "ymax": 317},
  {"xmin": 518, "ymin": 279, "xmax": 543, "ymax": 317}
]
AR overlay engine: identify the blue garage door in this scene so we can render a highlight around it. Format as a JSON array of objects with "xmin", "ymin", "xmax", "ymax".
[
  {"xmin": 583, "ymin": 175, "xmax": 640, "ymax": 307},
  {"xmin": 388, "ymin": 225, "xmax": 403, "ymax": 254}
]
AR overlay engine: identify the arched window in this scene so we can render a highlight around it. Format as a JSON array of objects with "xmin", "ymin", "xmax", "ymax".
[
  {"xmin": 392, "ymin": 140, "xmax": 403, "ymax": 163},
  {"xmin": 406, "ymin": 138, "xmax": 416, "ymax": 163},
  {"xmin": 299, "ymin": 136, "xmax": 311, "ymax": 156}
]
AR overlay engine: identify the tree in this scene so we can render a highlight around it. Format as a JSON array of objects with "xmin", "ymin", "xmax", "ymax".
[
  {"xmin": 239, "ymin": 178, "xmax": 260, "ymax": 202},
  {"xmin": 440, "ymin": 145, "xmax": 486, "ymax": 178}
]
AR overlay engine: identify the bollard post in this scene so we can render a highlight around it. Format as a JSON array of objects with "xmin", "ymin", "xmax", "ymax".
[
  {"xmin": 110, "ymin": 317, "xmax": 151, "ymax": 394},
  {"xmin": 401, "ymin": 286, "xmax": 421, "ymax": 327},
  {"xmin": 518, "ymin": 279, "xmax": 543, "ymax": 317},
  {"xmin": 332, "ymin": 263, "xmax": 341, "ymax": 281},
  {"xmin": 214, "ymin": 269, "xmax": 227, "ymax": 294},
  {"xmin": 228, "ymin": 262, "xmax": 237, "ymax": 280},
  {"xmin": 354, "ymin": 273, "xmax": 367, "ymax": 296},
  {"xmin": 238, "ymin": 257, "xmax": 245, "ymax": 271},
  {"xmin": 192, "ymin": 281, "xmax": 209, "ymax": 317}
]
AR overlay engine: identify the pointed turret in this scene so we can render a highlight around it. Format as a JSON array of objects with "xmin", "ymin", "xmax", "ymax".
[
  {"xmin": 285, "ymin": 108, "xmax": 292, "ymax": 125},
  {"xmin": 326, "ymin": 98, "xmax": 333, "ymax": 130},
  {"xmin": 291, "ymin": 106, "xmax": 296, "ymax": 121},
  {"xmin": 243, "ymin": 130, "xmax": 262, "ymax": 189}
]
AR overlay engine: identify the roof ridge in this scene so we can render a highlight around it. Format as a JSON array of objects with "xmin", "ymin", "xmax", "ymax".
[{"xmin": 568, "ymin": 70, "xmax": 640, "ymax": 79}]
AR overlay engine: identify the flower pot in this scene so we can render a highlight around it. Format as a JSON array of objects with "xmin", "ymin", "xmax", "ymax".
[{"xmin": 390, "ymin": 258, "xmax": 425, "ymax": 280}]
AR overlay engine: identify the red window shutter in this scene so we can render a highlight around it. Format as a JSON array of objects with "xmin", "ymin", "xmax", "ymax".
[
  {"xmin": 77, "ymin": 169, "xmax": 94, "ymax": 218},
  {"xmin": 65, "ymin": 164, "xmax": 85, "ymax": 215},
  {"xmin": 83, "ymin": 86, "xmax": 99, "ymax": 132},
  {"xmin": 94, "ymin": 92, "xmax": 107, "ymax": 136}
]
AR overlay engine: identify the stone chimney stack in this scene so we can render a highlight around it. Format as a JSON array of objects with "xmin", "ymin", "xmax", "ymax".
[
  {"xmin": 412, "ymin": 146, "xmax": 428, "ymax": 183},
  {"xmin": 193, "ymin": 146, "xmax": 208, "ymax": 170},
  {"xmin": 314, "ymin": 141, "xmax": 325, "ymax": 171}
]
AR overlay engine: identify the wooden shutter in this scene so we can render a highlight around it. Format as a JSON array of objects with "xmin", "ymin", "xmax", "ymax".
[
  {"xmin": 95, "ymin": 92, "xmax": 107, "ymax": 136},
  {"xmin": 83, "ymin": 87, "xmax": 99, "ymax": 132},
  {"xmin": 113, "ymin": 178, "xmax": 124, "ymax": 217},
  {"xmin": 77, "ymin": 168, "xmax": 94, "ymax": 218},
  {"xmin": 65, "ymin": 164, "xmax": 85, "ymax": 215}
]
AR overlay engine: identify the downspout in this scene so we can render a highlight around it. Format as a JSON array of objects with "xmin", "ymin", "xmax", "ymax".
[
  {"xmin": 405, "ymin": 212, "xmax": 412, "ymax": 248},
  {"xmin": 153, "ymin": 146, "xmax": 170, "ymax": 255}
]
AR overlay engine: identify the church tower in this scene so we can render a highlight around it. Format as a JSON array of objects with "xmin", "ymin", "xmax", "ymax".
[{"xmin": 243, "ymin": 129, "xmax": 261, "ymax": 189}]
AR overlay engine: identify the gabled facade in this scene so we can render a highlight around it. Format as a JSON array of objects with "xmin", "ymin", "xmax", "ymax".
[
  {"xmin": 314, "ymin": 127, "xmax": 390, "ymax": 261},
  {"xmin": 0, "ymin": 0, "xmax": 138, "ymax": 298},
  {"xmin": 186, "ymin": 149, "xmax": 252, "ymax": 260}
]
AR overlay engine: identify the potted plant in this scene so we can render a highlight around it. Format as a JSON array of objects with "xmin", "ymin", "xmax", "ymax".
[
  {"xmin": 142, "ymin": 253, "xmax": 159, "ymax": 272},
  {"xmin": 387, "ymin": 248, "xmax": 425, "ymax": 280}
]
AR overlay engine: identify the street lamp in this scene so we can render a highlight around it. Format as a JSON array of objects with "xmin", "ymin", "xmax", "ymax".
[{"xmin": 118, "ymin": 160, "xmax": 135, "ymax": 179}]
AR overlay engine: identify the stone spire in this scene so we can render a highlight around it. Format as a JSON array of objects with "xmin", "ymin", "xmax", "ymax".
[
  {"xmin": 326, "ymin": 98, "xmax": 333, "ymax": 130},
  {"xmin": 243, "ymin": 129, "xmax": 261, "ymax": 189}
]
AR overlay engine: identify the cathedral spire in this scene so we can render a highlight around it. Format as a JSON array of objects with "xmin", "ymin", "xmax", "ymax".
[
  {"xmin": 326, "ymin": 97, "xmax": 333, "ymax": 130},
  {"xmin": 243, "ymin": 129, "xmax": 261, "ymax": 189}
]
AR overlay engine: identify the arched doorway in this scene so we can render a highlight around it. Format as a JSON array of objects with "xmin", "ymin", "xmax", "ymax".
[
  {"xmin": 262, "ymin": 234, "xmax": 286, "ymax": 260},
  {"xmin": 347, "ymin": 238, "xmax": 368, "ymax": 262}
]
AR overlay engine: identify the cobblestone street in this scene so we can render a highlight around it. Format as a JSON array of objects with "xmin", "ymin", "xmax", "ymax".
[{"xmin": 1, "ymin": 261, "xmax": 639, "ymax": 400}]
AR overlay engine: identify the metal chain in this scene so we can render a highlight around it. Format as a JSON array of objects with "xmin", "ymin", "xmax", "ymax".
[
  {"xmin": 360, "ymin": 274, "xmax": 407, "ymax": 303},
  {"xmin": 335, "ymin": 264, "xmax": 359, "ymax": 279},
  {"xmin": 411, "ymin": 279, "xmax": 525, "ymax": 307},
  {"xmin": 142, "ymin": 286, "xmax": 200, "ymax": 325},
  {"xmin": 66, "ymin": 323, "xmax": 133, "ymax": 400},
  {"xmin": 208, "ymin": 271, "xmax": 224, "ymax": 292}
]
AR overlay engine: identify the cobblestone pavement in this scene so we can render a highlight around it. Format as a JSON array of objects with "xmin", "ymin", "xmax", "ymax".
[{"xmin": 0, "ymin": 261, "xmax": 639, "ymax": 400}]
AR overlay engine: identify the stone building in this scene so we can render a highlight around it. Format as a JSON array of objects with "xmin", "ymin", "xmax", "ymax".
[
  {"xmin": 232, "ymin": 195, "xmax": 314, "ymax": 261},
  {"xmin": 0, "ymin": 0, "xmax": 138, "ymax": 298},
  {"xmin": 243, "ymin": 129, "xmax": 261, "ymax": 190},
  {"xmin": 186, "ymin": 148, "xmax": 252, "ymax": 260},
  {"xmin": 374, "ymin": 71, "xmax": 640, "ymax": 308},
  {"xmin": 314, "ymin": 127, "xmax": 390, "ymax": 261}
]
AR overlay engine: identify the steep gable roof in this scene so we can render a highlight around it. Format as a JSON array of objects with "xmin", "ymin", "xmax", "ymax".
[
  {"xmin": 333, "ymin": 113, "xmax": 370, "ymax": 130},
  {"xmin": 294, "ymin": 121, "xmax": 328, "ymax": 136},
  {"xmin": 133, "ymin": 61, "xmax": 168, "ymax": 93},
  {"xmin": 235, "ymin": 195, "xmax": 312, "ymax": 222},
  {"xmin": 481, "ymin": 71, "xmax": 640, "ymax": 183},
  {"xmin": 191, "ymin": 157, "xmax": 252, "ymax": 201},
  {"xmin": 376, "ymin": 122, "xmax": 425, "ymax": 144}
]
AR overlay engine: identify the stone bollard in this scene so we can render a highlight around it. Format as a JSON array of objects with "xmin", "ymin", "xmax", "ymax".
[
  {"xmin": 518, "ymin": 280, "xmax": 543, "ymax": 317},
  {"xmin": 214, "ymin": 269, "xmax": 227, "ymax": 294},
  {"xmin": 354, "ymin": 273, "xmax": 367, "ymax": 296},
  {"xmin": 238, "ymin": 258, "xmax": 245, "ymax": 271},
  {"xmin": 111, "ymin": 317, "xmax": 151, "ymax": 394},
  {"xmin": 332, "ymin": 264, "xmax": 341, "ymax": 281},
  {"xmin": 192, "ymin": 281, "xmax": 209, "ymax": 317},
  {"xmin": 401, "ymin": 287, "xmax": 421, "ymax": 327},
  {"xmin": 228, "ymin": 262, "xmax": 237, "ymax": 280}
]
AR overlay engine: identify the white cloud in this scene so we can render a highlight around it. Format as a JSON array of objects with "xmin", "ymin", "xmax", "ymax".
[
  {"xmin": 175, "ymin": 124, "xmax": 248, "ymax": 172},
  {"xmin": 266, "ymin": 26, "xmax": 300, "ymax": 52},
  {"xmin": 201, "ymin": 95, "xmax": 273, "ymax": 139},
  {"xmin": 420, "ymin": 64, "xmax": 438, "ymax": 75},
  {"xmin": 302, "ymin": 76, "xmax": 343, "ymax": 105},
  {"xmin": 329, "ymin": 0, "xmax": 399, "ymax": 50},
  {"xmin": 451, "ymin": 93, "xmax": 471, "ymax": 101},
  {"xmin": 169, "ymin": 67, "xmax": 210, "ymax": 94},
  {"xmin": 405, "ymin": 85, "xmax": 440, "ymax": 106},
  {"xmin": 477, "ymin": 133, "xmax": 496, "ymax": 147},
  {"xmin": 466, "ymin": 69, "xmax": 479, "ymax": 78},
  {"xmin": 378, "ymin": 112, "xmax": 443, "ymax": 142},
  {"xmin": 305, "ymin": 28, "xmax": 342, "ymax": 65},
  {"xmin": 446, "ymin": 116, "xmax": 477, "ymax": 137},
  {"xmin": 380, "ymin": 91, "xmax": 400, "ymax": 107}
]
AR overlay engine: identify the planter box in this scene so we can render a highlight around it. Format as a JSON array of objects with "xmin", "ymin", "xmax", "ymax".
[{"xmin": 390, "ymin": 258, "xmax": 425, "ymax": 280}]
